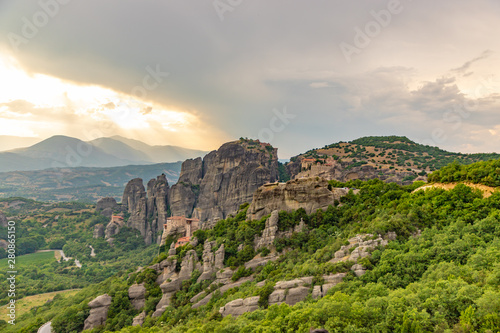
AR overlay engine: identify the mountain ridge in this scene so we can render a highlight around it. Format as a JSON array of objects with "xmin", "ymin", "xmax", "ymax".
[{"xmin": 0, "ymin": 135, "xmax": 208, "ymax": 173}]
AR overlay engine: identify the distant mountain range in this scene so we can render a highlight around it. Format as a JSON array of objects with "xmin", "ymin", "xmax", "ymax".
[{"xmin": 0, "ymin": 135, "xmax": 208, "ymax": 173}]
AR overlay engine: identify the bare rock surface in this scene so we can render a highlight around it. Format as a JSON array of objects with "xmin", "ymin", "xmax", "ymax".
[
  {"xmin": 132, "ymin": 311, "xmax": 146, "ymax": 327},
  {"xmin": 247, "ymin": 178, "xmax": 350, "ymax": 220},
  {"xmin": 93, "ymin": 224, "xmax": 105, "ymax": 238},
  {"xmin": 170, "ymin": 140, "xmax": 278, "ymax": 226},
  {"xmin": 219, "ymin": 296, "xmax": 260, "ymax": 317},
  {"xmin": 122, "ymin": 175, "xmax": 169, "ymax": 244},
  {"xmin": 96, "ymin": 197, "xmax": 118, "ymax": 216},
  {"xmin": 83, "ymin": 294, "xmax": 112, "ymax": 330},
  {"xmin": 128, "ymin": 283, "xmax": 146, "ymax": 310}
]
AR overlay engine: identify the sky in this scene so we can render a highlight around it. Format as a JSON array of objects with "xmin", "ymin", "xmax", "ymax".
[{"xmin": 0, "ymin": 0, "xmax": 500, "ymax": 158}]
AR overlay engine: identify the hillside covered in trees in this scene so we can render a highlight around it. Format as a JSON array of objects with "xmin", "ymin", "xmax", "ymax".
[
  {"xmin": 8, "ymin": 157, "xmax": 500, "ymax": 332},
  {"xmin": 294, "ymin": 136, "xmax": 500, "ymax": 174},
  {"xmin": 428, "ymin": 159, "xmax": 500, "ymax": 187}
]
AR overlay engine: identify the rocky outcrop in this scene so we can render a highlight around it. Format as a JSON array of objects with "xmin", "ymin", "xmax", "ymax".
[
  {"xmin": 169, "ymin": 182, "xmax": 197, "ymax": 218},
  {"xmin": 105, "ymin": 220, "xmax": 123, "ymax": 239},
  {"xmin": 128, "ymin": 283, "xmax": 146, "ymax": 310},
  {"xmin": 169, "ymin": 157, "xmax": 203, "ymax": 217},
  {"xmin": 244, "ymin": 254, "xmax": 278, "ymax": 270},
  {"xmin": 247, "ymin": 178, "xmax": 350, "ymax": 220},
  {"xmin": 269, "ymin": 277, "xmax": 312, "ymax": 306},
  {"xmin": 197, "ymin": 242, "xmax": 224, "ymax": 283},
  {"xmin": 192, "ymin": 276, "xmax": 254, "ymax": 309},
  {"xmin": 219, "ymin": 296, "xmax": 260, "ymax": 317},
  {"xmin": 83, "ymin": 294, "xmax": 112, "ymax": 330},
  {"xmin": 96, "ymin": 197, "xmax": 119, "ymax": 218},
  {"xmin": 254, "ymin": 211, "xmax": 279, "ymax": 249},
  {"xmin": 312, "ymin": 273, "xmax": 347, "ymax": 298},
  {"xmin": 252, "ymin": 210, "xmax": 307, "ymax": 251},
  {"xmin": 122, "ymin": 175, "xmax": 169, "ymax": 244},
  {"xmin": 132, "ymin": 311, "xmax": 146, "ymax": 327},
  {"xmin": 123, "ymin": 178, "xmax": 148, "ymax": 235},
  {"xmin": 330, "ymin": 233, "xmax": 396, "ymax": 276},
  {"xmin": 123, "ymin": 140, "xmax": 278, "ymax": 238},
  {"xmin": 93, "ymin": 224, "xmax": 105, "ymax": 239},
  {"xmin": 0, "ymin": 212, "xmax": 8, "ymax": 227},
  {"xmin": 169, "ymin": 140, "xmax": 278, "ymax": 226},
  {"xmin": 155, "ymin": 250, "xmax": 199, "ymax": 317},
  {"xmin": 287, "ymin": 158, "xmax": 421, "ymax": 185},
  {"xmin": 146, "ymin": 175, "xmax": 170, "ymax": 244}
]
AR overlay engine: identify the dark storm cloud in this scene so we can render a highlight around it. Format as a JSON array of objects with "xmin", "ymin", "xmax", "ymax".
[{"xmin": 0, "ymin": 0, "xmax": 500, "ymax": 156}]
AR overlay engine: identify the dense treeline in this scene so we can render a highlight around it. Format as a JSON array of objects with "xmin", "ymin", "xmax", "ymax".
[
  {"xmin": 0, "ymin": 204, "xmax": 157, "ymax": 306},
  {"xmin": 428, "ymin": 159, "xmax": 500, "ymax": 186},
  {"xmin": 9, "ymin": 157, "xmax": 500, "ymax": 332},
  {"xmin": 10, "ymin": 174, "xmax": 500, "ymax": 332}
]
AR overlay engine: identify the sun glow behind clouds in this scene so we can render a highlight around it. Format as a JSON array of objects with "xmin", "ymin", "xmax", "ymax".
[{"xmin": 0, "ymin": 54, "xmax": 207, "ymax": 146}]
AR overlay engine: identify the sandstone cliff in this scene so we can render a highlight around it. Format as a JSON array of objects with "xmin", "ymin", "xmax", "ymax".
[
  {"xmin": 246, "ymin": 177, "xmax": 350, "ymax": 220},
  {"xmin": 122, "ymin": 175, "xmax": 170, "ymax": 245},
  {"xmin": 171, "ymin": 139, "xmax": 278, "ymax": 225},
  {"xmin": 120, "ymin": 140, "xmax": 280, "ymax": 241}
]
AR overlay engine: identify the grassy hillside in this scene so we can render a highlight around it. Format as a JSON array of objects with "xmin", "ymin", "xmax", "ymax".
[
  {"xmin": 0, "ymin": 198, "xmax": 159, "ymax": 308},
  {"xmin": 0, "ymin": 250, "xmax": 56, "ymax": 268},
  {"xmin": 0, "ymin": 289, "xmax": 80, "ymax": 319},
  {"xmin": 9, "ymin": 158, "xmax": 500, "ymax": 332},
  {"xmin": 295, "ymin": 135, "xmax": 500, "ymax": 174}
]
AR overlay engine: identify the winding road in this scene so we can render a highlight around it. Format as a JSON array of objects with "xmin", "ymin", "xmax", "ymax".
[{"xmin": 38, "ymin": 321, "xmax": 51, "ymax": 333}]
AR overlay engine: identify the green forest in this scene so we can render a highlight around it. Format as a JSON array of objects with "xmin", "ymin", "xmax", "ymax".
[
  {"xmin": 7, "ymin": 157, "xmax": 500, "ymax": 332},
  {"xmin": 428, "ymin": 159, "xmax": 500, "ymax": 187},
  {"xmin": 0, "ymin": 200, "xmax": 158, "ymax": 307}
]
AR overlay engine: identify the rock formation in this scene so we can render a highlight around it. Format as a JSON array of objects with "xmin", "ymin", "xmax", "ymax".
[
  {"xmin": 269, "ymin": 277, "xmax": 312, "ymax": 306},
  {"xmin": 96, "ymin": 197, "xmax": 119, "ymax": 218},
  {"xmin": 105, "ymin": 218, "xmax": 124, "ymax": 240},
  {"xmin": 247, "ymin": 178, "xmax": 350, "ymax": 220},
  {"xmin": 122, "ymin": 175, "xmax": 169, "ymax": 244},
  {"xmin": 287, "ymin": 158, "xmax": 421, "ymax": 185},
  {"xmin": 146, "ymin": 175, "xmax": 170, "ymax": 244},
  {"xmin": 128, "ymin": 283, "xmax": 146, "ymax": 310},
  {"xmin": 254, "ymin": 211, "xmax": 279, "ymax": 249},
  {"xmin": 154, "ymin": 250, "xmax": 199, "ymax": 317},
  {"xmin": 132, "ymin": 312, "xmax": 146, "ymax": 326},
  {"xmin": 121, "ymin": 140, "xmax": 278, "ymax": 240},
  {"xmin": 170, "ymin": 140, "xmax": 278, "ymax": 226},
  {"xmin": 197, "ymin": 242, "xmax": 224, "ymax": 283},
  {"xmin": 83, "ymin": 294, "xmax": 112, "ymax": 330},
  {"xmin": 169, "ymin": 157, "xmax": 203, "ymax": 217},
  {"xmin": 330, "ymin": 233, "xmax": 397, "ymax": 276},
  {"xmin": 219, "ymin": 297, "xmax": 260, "ymax": 317},
  {"xmin": 93, "ymin": 224, "xmax": 105, "ymax": 238}
]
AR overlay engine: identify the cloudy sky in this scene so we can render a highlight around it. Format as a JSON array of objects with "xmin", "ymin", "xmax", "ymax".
[{"xmin": 0, "ymin": 0, "xmax": 499, "ymax": 158}]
